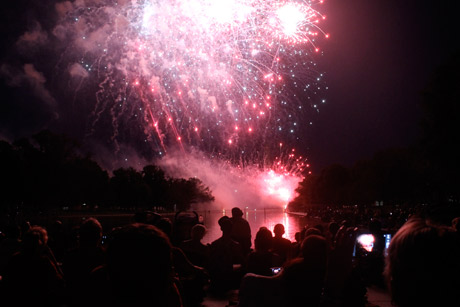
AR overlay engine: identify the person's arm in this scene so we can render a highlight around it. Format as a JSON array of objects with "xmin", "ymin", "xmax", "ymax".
[{"xmin": 172, "ymin": 247, "xmax": 208, "ymax": 278}]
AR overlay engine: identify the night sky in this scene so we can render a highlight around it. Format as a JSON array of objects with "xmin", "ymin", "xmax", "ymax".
[
  {"xmin": 308, "ymin": 0, "xmax": 459, "ymax": 171},
  {"xmin": 1, "ymin": 0, "xmax": 459, "ymax": 172}
]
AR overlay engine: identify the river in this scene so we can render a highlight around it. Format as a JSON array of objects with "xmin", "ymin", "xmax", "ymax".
[{"xmin": 194, "ymin": 208, "xmax": 319, "ymax": 244}]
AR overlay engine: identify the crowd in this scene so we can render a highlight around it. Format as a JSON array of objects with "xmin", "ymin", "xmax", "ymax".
[{"xmin": 0, "ymin": 206, "xmax": 459, "ymax": 307}]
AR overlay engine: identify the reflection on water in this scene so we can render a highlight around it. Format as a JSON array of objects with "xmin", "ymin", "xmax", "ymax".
[{"xmin": 195, "ymin": 208, "xmax": 311, "ymax": 244}]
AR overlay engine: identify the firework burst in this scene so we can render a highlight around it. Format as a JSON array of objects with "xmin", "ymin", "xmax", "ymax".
[
  {"xmin": 56, "ymin": 0, "xmax": 327, "ymax": 160},
  {"xmin": 48, "ymin": 0, "xmax": 328, "ymax": 204}
]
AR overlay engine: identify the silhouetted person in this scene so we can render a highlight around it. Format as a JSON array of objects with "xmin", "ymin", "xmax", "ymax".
[
  {"xmin": 282, "ymin": 235, "xmax": 328, "ymax": 307},
  {"xmin": 272, "ymin": 223, "xmax": 291, "ymax": 263},
  {"xmin": 246, "ymin": 227, "xmax": 282, "ymax": 276},
  {"xmin": 385, "ymin": 217, "xmax": 460, "ymax": 307},
  {"xmin": 3, "ymin": 226, "xmax": 65, "ymax": 307},
  {"xmin": 289, "ymin": 231, "xmax": 303, "ymax": 259},
  {"xmin": 63, "ymin": 218, "xmax": 105, "ymax": 307},
  {"xmin": 179, "ymin": 224, "xmax": 210, "ymax": 269},
  {"xmin": 88, "ymin": 223, "xmax": 182, "ymax": 307},
  {"xmin": 173, "ymin": 211, "xmax": 199, "ymax": 245},
  {"xmin": 230, "ymin": 207, "xmax": 252, "ymax": 256},
  {"xmin": 240, "ymin": 226, "xmax": 359, "ymax": 307},
  {"xmin": 209, "ymin": 216, "xmax": 244, "ymax": 294},
  {"xmin": 304, "ymin": 227, "xmax": 322, "ymax": 238}
]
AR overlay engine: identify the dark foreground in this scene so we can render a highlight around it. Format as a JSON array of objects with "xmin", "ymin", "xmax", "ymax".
[{"xmin": 0, "ymin": 204, "xmax": 459, "ymax": 306}]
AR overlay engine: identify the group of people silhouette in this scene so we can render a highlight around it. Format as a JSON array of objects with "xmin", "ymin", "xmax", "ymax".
[{"xmin": 0, "ymin": 206, "xmax": 459, "ymax": 307}]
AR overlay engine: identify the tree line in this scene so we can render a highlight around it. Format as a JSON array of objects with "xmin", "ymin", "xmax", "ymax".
[
  {"xmin": 289, "ymin": 52, "xmax": 460, "ymax": 211},
  {"xmin": 0, "ymin": 130, "xmax": 214, "ymax": 213}
]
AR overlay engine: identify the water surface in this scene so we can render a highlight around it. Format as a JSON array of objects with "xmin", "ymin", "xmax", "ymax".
[{"xmin": 195, "ymin": 208, "xmax": 315, "ymax": 244}]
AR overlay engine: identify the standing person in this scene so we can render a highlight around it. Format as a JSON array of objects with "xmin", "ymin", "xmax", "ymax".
[
  {"xmin": 272, "ymin": 223, "xmax": 291, "ymax": 263},
  {"xmin": 230, "ymin": 207, "xmax": 252, "ymax": 256},
  {"xmin": 209, "ymin": 216, "xmax": 244, "ymax": 295}
]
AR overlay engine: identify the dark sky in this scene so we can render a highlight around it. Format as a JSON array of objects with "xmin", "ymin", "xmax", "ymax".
[
  {"xmin": 308, "ymin": 0, "xmax": 460, "ymax": 171},
  {"xmin": 1, "ymin": 0, "xmax": 459, "ymax": 172}
]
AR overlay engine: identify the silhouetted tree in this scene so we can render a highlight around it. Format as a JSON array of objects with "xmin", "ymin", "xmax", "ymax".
[
  {"xmin": 109, "ymin": 167, "xmax": 151, "ymax": 208},
  {"xmin": 0, "ymin": 130, "xmax": 215, "ymax": 212},
  {"xmin": 142, "ymin": 165, "xmax": 168, "ymax": 206}
]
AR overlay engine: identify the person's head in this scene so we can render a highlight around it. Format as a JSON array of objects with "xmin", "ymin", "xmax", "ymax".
[
  {"xmin": 21, "ymin": 221, "xmax": 31, "ymax": 238},
  {"xmin": 313, "ymin": 224, "xmax": 324, "ymax": 235},
  {"xmin": 231, "ymin": 207, "xmax": 243, "ymax": 218},
  {"xmin": 190, "ymin": 224, "xmax": 206, "ymax": 241},
  {"xmin": 106, "ymin": 223, "xmax": 173, "ymax": 302},
  {"xmin": 294, "ymin": 231, "xmax": 301, "ymax": 243},
  {"xmin": 273, "ymin": 224, "xmax": 285, "ymax": 237},
  {"xmin": 328, "ymin": 222, "xmax": 339, "ymax": 237},
  {"xmin": 22, "ymin": 226, "xmax": 48, "ymax": 254},
  {"xmin": 304, "ymin": 227, "xmax": 321, "ymax": 238},
  {"xmin": 218, "ymin": 216, "xmax": 233, "ymax": 234},
  {"xmin": 254, "ymin": 227, "xmax": 273, "ymax": 252},
  {"xmin": 385, "ymin": 217, "xmax": 460, "ymax": 307},
  {"xmin": 300, "ymin": 235, "xmax": 327, "ymax": 268},
  {"xmin": 155, "ymin": 218, "xmax": 173, "ymax": 239},
  {"xmin": 79, "ymin": 217, "xmax": 103, "ymax": 248}
]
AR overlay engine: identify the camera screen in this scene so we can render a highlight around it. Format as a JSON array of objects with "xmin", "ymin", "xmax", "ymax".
[
  {"xmin": 353, "ymin": 233, "xmax": 392, "ymax": 257},
  {"xmin": 271, "ymin": 267, "xmax": 282, "ymax": 275},
  {"xmin": 356, "ymin": 234, "xmax": 375, "ymax": 252}
]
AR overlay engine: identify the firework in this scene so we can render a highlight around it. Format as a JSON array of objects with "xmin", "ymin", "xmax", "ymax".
[
  {"xmin": 47, "ymin": 0, "xmax": 328, "ymax": 206},
  {"xmin": 56, "ymin": 0, "xmax": 327, "ymax": 161}
]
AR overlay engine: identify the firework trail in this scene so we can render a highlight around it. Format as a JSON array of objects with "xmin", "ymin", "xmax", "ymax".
[{"xmin": 49, "ymin": 0, "xmax": 327, "ymax": 204}]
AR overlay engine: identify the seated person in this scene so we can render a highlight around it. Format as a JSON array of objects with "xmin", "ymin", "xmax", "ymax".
[
  {"xmin": 385, "ymin": 217, "xmax": 460, "ymax": 307},
  {"xmin": 271, "ymin": 224, "xmax": 291, "ymax": 263},
  {"xmin": 246, "ymin": 227, "xmax": 282, "ymax": 276},
  {"xmin": 87, "ymin": 223, "xmax": 182, "ymax": 307},
  {"xmin": 239, "ymin": 235, "xmax": 328, "ymax": 307},
  {"xmin": 179, "ymin": 224, "xmax": 210, "ymax": 269},
  {"xmin": 281, "ymin": 235, "xmax": 328, "ymax": 307}
]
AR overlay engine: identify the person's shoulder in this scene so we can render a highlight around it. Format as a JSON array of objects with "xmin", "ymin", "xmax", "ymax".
[
  {"xmin": 210, "ymin": 237, "xmax": 223, "ymax": 247},
  {"xmin": 282, "ymin": 258, "xmax": 304, "ymax": 273}
]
